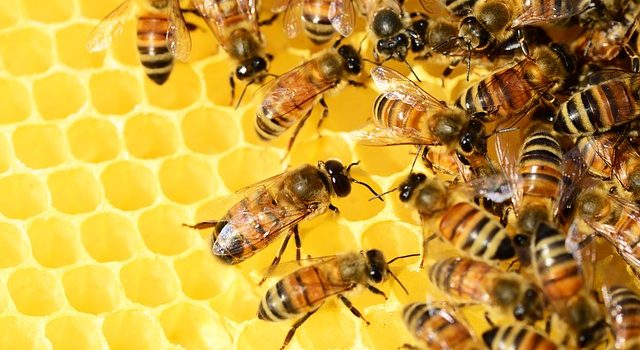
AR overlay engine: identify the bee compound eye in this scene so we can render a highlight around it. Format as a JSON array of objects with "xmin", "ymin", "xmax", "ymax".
[{"xmin": 332, "ymin": 174, "xmax": 351, "ymax": 197}]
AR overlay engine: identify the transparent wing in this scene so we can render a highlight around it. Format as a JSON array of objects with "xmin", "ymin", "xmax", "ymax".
[
  {"xmin": 329, "ymin": 0, "xmax": 355, "ymax": 37},
  {"xmin": 350, "ymin": 125, "xmax": 438, "ymax": 146},
  {"xmin": 86, "ymin": 0, "xmax": 137, "ymax": 52},
  {"xmin": 167, "ymin": 0, "xmax": 192, "ymax": 62},
  {"xmin": 238, "ymin": 0, "xmax": 260, "ymax": 35},
  {"xmin": 555, "ymin": 145, "xmax": 589, "ymax": 217},
  {"xmin": 494, "ymin": 130, "xmax": 522, "ymax": 211},
  {"xmin": 370, "ymin": 66, "xmax": 449, "ymax": 112},
  {"xmin": 193, "ymin": 0, "xmax": 233, "ymax": 52},
  {"xmin": 261, "ymin": 254, "xmax": 340, "ymax": 278},
  {"xmin": 451, "ymin": 173, "xmax": 514, "ymax": 204},
  {"xmin": 511, "ymin": 0, "xmax": 590, "ymax": 27},
  {"xmin": 281, "ymin": 0, "xmax": 303, "ymax": 38}
]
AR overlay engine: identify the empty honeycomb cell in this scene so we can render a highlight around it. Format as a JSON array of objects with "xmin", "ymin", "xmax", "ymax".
[
  {"xmin": 323, "ymin": 86, "xmax": 378, "ymax": 132},
  {"xmin": 89, "ymin": 71, "xmax": 142, "ymax": 115},
  {"xmin": 102, "ymin": 310, "xmax": 164, "ymax": 350},
  {"xmin": 0, "ymin": 223, "xmax": 29, "ymax": 267},
  {"xmin": 145, "ymin": 65, "xmax": 201, "ymax": 109},
  {"xmin": 391, "ymin": 269, "xmax": 431, "ymax": 306},
  {"xmin": 27, "ymin": 217, "xmax": 81, "ymax": 268},
  {"xmin": 237, "ymin": 320, "xmax": 291, "ymax": 350},
  {"xmin": 361, "ymin": 221, "xmax": 421, "ymax": 262},
  {"xmin": 174, "ymin": 250, "xmax": 235, "ymax": 300},
  {"xmin": 354, "ymin": 144, "xmax": 415, "ymax": 177},
  {"xmin": 0, "ymin": 28, "xmax": 53, "ymax": 76},
  {"xmin": 218, "ymin": 146, "xmax": 282, "ymax": 191},
  {"xmin": 159, "ymin": 303, "xmax": 232, "ymax": 350},
  {"xmin": 0, "ymin": 134, "xmax": 12, "ymax": 174},
  {"xmin": 0, "ymin": 173, "xmax": 48, "ymax": 219},
  {"xmin": 0, "ymin": 0, "xmax": 19, "ymax": 29},
  {"xmin": 124, "ymin": 113, "xmax": 179, "ymax": 159},
  {"xmin": 22, "ymin": 0, "xmax": 73, "ymax": 23},
  {"xmin": 289, "ymin": 134, "xmax": 353, "ymax": 167},
  {"xmin": 46, "ymin": 315, "xmax": 104, "ymax": 350},
  {"xmin": 0, "ymin": 78, "xmax": 31, "ymax": 124},
  {"xmin": 182, "ymin": 107, "xmax": 239, "ymax": 155},
  {"xmin": 158, "ymin": 155, "xmax": 215, "ymax": 204},
  {"xmin": 332, "ymin": 172, "xmax": 384, "ymax": 222},
  {"xmin": 101, "ymin": 161, "xmax": 158, "ymax": 210},
  {"xmin": 67, "ymin": 117, "xmax": 121, "ymax": 163},
  {"xmin": 362, "ymin": 308, "xmax": 414, "ymax": 350},
  {"xmin": 13, "ymin": 124, "xmax": 68, "ymax": 169},
  {"xmin": 297, "ymin": 306, "xmax": 357, "ymax": 350},
  {"xmin": 184, "ymin": 18, "xmax": 219, "ymax": 60},
  {"xmin": 209, "ymin": 277, "xmax": 260, "ymax": 323},
  {"xmin": 202, "ymin": 60, "xmax": 234, "ymax": 106},
  {"xmin": 299, "ymin": 220, "xmax": 358, "ymax": 258},
  {"xmin": 110, "ymin": 20, "xmax": 139, "ymax": 67},
  {"xmin": 56, "ymin": 24, "xmax": 106, "ymax": 69},
  {"xmin": 81, "ymin": 212, "xmax": 139, "ymax": 262},
  {"xmin": 7, "ymin": 268, "xmax": 65, "ymax": 316},
  {"xmin": 62, "ymin": 265, "xmax": 121, "ymax": 314},
  {"xmin": 48, "ymin": 168, "xmax": 101, "ymax": 214},
  {"xmin": 138, "ymin": 205, "xmax": 194, "ymax": 255},
  {"xmin": 120, "ymin": 258, "xmax": 178, "ymax": 307},
  {"xmin": 33, "ymin": 72, "xmax": 86, "ymax": 120},
  {"xmin": 0, "ymin": 316, "xmax": 49, "ymax": 350}
]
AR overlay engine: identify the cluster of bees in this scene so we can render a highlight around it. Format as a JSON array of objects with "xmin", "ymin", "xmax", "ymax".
[{"xmin": 87, "ymin": 0, "xmax": 640, "ymax": 349}]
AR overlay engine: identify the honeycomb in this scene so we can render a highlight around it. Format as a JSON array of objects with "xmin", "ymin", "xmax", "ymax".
[{"xmin": 0, "ymin": 1, "xmax": 492, "ymax": 349}]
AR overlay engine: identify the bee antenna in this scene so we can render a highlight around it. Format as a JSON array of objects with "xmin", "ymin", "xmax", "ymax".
[
  {"xmin": 410, "ymin": 145, "xmax": 423, "ymax": 173},
  {"xmin": 403, "ymin": 58, "xmax": 422, "ymax": 82},
  {"xmin": 235, "ymin": 81, "xmax": 254, "ymax": 110},
  {"xmin": 432, "ymin": 35, "xmax": 460, "ymax": 53},
  {"xmin": 358, "ymin": 34, "xmax": 368, "ymax": 54},
  {"xmin": 346, "ymin": 161, "xmax": 384, "ymax": 202},
  {"xmin": 489, "ymin": 126, "xmax": 519, "ymax": 138},
  {"xmin": 388, "ymin": 269, "xmax": 410, "ymax": 295},
  {"xmin": 466, "ymin": 42, "xmax": 472, "ymax": 81},
  {"xmin": 387, "ymin": 253, "xmax": 420, "ymax": 265},
  {"xmin": 368, "ymin": 186, "xmax": 398, "ymax": 201},
  {"xmin": 333, "ymin": 36, "xmax": 344, "ymax": 48},
  {"xmin": 362, "ymin": 58, "xmax": 379, "ymax": 66}
]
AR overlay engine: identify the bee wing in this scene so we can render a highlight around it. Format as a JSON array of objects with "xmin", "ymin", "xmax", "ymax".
[
  {"xmin": 261, "ymin": 255, "xmax": 340, "ymax": 278},
  {"xmin": 350, "ymin": 126, "xmax": 438, "ymax": 146},
  {"xmin": 167, "ymin": 0, "xmax": 192, "ymax": 62},
  {"xmin": 279, "ymin": 0, "xmax": 303, "ymax": 38},
  {"xmin": 193, "ymin": 0, "xmax": 233, "ymax": 52},
  {"xmin": 555, "ymin": 145, "xmax": 589, "ymax": 217},
  {"xmin": 494, "ymin": 130, "xmax": 522, "ymax": 210},
  {"xmin": 85, "ymin": 0, "xmax": 138, "ymax": 52},
  {"xmin": 451, "ymin": 173, "xmax": 514, "ymax": 204},
  {"xmin": 511, "ymin": 0, "xmax": 590, "ymax": 27},
  {"xmin": 371, "ymin": 66, "xmax": 449, "ymax": 113},
  {"xmin": 238, "ymin": 0, "xmax": 261, "ymax": 35},
  {"xmin": 329, "ymin": 0, "xmax": 355, "ymax": 37}
]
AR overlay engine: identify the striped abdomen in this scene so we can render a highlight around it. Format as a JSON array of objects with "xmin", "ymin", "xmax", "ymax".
[
  {"xmin": 554, "ymin": 78, "xmax": 640, "ymax": 135},
  {"xmin": 443, "ymin": 0, "xmax": 478, "ymax": 15},
  {"xmin": 482, "ymin": 325, "xmax": 558, "ymax": 350},
  {"xmin": 604, "ymin": 286, "xmax": 640, "ymax": 350},
  {"xmin": 576, "ymin": 134, "xmax": 615, "ymax": 179},
  {"xmin": 429, "ymin": 257, "xmax": 498, "ymax": 304},
  {"xmin": 302, "ymin": 0, "xmax": 335, "ymax": 44},
  {"xmin": 373, "ymin": 94, "xmax": 428, "ymax": 131},
  {"xmin": 403, "ymin": 303, "xmax": 480, "ymax": 350},
  {"xmin": 137, "ymin": 14, "xmax": 174, "ymax": 85},
  {"xmin": 614, "ymin": 140, "xmax": 640, "ymax": 195},
  {"xmin": 517, "ymin": 128, "xmax": 562, "ymax": 200},
  {"xmin": 439, "ymin": 202, "xmax": 515, "ymax": 261}
]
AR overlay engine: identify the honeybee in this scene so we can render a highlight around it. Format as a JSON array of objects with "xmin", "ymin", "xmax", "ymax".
[
  {"xmin": 255, "ymin": 43, "xmax": 362, "ymax": 152},
  {"xmin": 86, "ymin": 0, "xmax": 192, "ymax": 85},
  {"xmin": 184, "ymin": 159, "xmax": 380, "ymax": 270},
  {"xmin": 272, "ymin": 0, "xmax": 356, "ymax": 44},
  {"xmin": 257, "ymin": 249, "xmax": 417, "ymax": 350},
  {"xmin": 355, "ymin": 0, "xmax": 414, "ymax": 61},
  {"xmin": 531, "ymin": 221, "xmax": 608, "ymax": 347},
  {"xmin": 602, "ymin": 285, "xmax": 640, "ymax": 350},
  {"xmin": 611, "ymin": 136, "xmax": 640, "ymax": 198},
  {"xmin": 482, "ymin": 324, "xmax": 559, "ymax": 350},
  {"xmin": 402, "ymin": 302, "xmax": 482, "ymax": 350},
  {"xmin": 192, "ymin": 0, "xmax": 271, "ymax": 101},
  {"xmin": 576, "ymin": 132, "xmax": 618, "ymax": 180}
]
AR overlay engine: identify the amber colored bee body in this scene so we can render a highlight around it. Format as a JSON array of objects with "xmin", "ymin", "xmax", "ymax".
[
  {"xmin": 613, "ymin": 138, "xmax": 640, "ymax": 198},
  {"xmin": 602, "ymin": 285, "xmax": 640, "ymax": 350},
  {"xmin": 273, "ymin": 0, "xmax": 355, "ymax": 44},
  {"xmin": 576, "ymin": 133, "xmax": 617, "ymax": 180},
  {"xmin": 429, "ymin": 257, "xmax": 544, "ymax": 322},
  {"xmin": 482, "ymin": 324, "xmax": 559, "ymax": 350}
]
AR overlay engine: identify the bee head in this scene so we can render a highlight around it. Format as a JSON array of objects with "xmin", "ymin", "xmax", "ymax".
[
  {"xmin": 512, "ymin": 287, "xmax": 544, "ymax": 322},
  {"xmin": 236, "ymin": 56, "xmax": 268, "ymax": 80},
  {"xmin": 337, "ymin": 45, "xmax": 362, "ymax": 74},
  {"xmin": 398, "ymin": 173, "xmax": 427, "ymax": 202},
  {"xmin": 372, "ymin": 9, "xmax": 403, "ymax": 37},
  {"xmin": 376, "ymin": 33, "xmax": 410, "ymax": 60},
  {"xmin": 365, "ymin": 249, "xmax": 388, "ymax": 283},
  {"xmin": 459, "ymin": 16, "xmax": 491, "ymax": 51},
  {"xmin": 459, "ymin": 118, "xmax": 487, "ymax": 155},
  {"xmin": 321, "ymin": 159, "xmax": 352, "ymax": 197}
]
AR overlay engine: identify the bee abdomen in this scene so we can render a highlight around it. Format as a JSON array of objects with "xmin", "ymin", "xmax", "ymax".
[
  {"xmin": 137, "ymin": 16, "xmax": 174, "ymax": 85},
  {"xmin": 258, "ymin": 267, "xmax": 326, "ymax": 321},
  {"xmin": 607, "ymin": 286, "xmax": 640, "ymax": 348},
  {"xmin": 518, "ymin": 131, "xmax": 562, "ymax": 196},
  {"xmin": 429, "ymin": 257, "xmax": 493, "ymax": 302},
  {"xmin": 403, "ymin": 303, "xmax": 477, "ymax": 349},
  {"xmin": 373, "ymin": 95, "xmax": 425, "ymax": 130},
  {"xmin": 302, "ymin": 0, "xmax": 334, "ymax": 44},
  {"xmin": 255, "ymin": 105, "xmax": 289, "ymax": 140},
  {"xmin": 482, "ymin": 325, "xmax": 558, "ymax": 350}
]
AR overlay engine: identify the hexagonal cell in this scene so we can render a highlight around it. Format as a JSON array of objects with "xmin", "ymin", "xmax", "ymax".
[
  {"xmin": 110, "ymin": 20, "xmax": 139, "ymax": 67},
  {"xmin": 145, "ymin": 64, "xmax": 201, "ymax": 109},
  {"xmin": 296, "ymin": 306, "xmax": 357, "ymax": 350},
  {"xmin": 361, "ymin": 221, "xmax": 422, "ymax": 262},
  {"xmin": 56, "ymin": 23, "xmax": 105, "ymax": 69},
  {"xmin": 13, "ymin": 123, "xmax": 69, "ymax": 169},
  {"xmin": 158, "ymin": 155, "xmax": 215, "ymax": 204},
  {"xmin": 0, "ymin": 173, "xmax": 48, "ymax": 219},
  {"xmin": 0, "ymin": 223, "xmax": 29, "ymax": 268},
  {"xmin": 67, "ymin": 117, "xmax": 121, "ymax": 163},
  {"xmin": 81, "ymin": 212, "xmax": 139, "ymax": 262},
  {"xmin": 299, "ymin": 220, "xmax": 358, "ymax": 258},
  {"xmin": 102, "ymin": 310, "xmax": 165, "ymax": 350},
  {"xmin": 124, "ymin": 113, "xmax": 179, "ymax": 159},
  {"xmin": 0, "ymin": 0, "xmax": 19, "ymax": 29},
  {"xmin": 202, "ymin": 60, "xmax": 234, "ymax": 106},
  {"xmin": 89, "ymin": 70, "xmax": 142, "ymax": 115},
  {"xmin": 46, "ymin": 315, "xmax": 105, "ymax": 350},
  {"xmin": 354, "ymin": 144, "xmax": 415, "ymax": 177},
  {"xmin": 331, "ymin": 172, "xmax": 384, "ymax": 222},
  {"xmin": 7, "ymin": 268, "xmax": 65, "ymax": 316},
  {"xmin": 62, "ymin": 265, "xmax": 121, "ymax": 314},
  {"xmin": 0, "ymin": 133, "xmax": 12, "ymax": 174},
  {"xmin": 209, "ymin": 276, "xmax": 260, "ymax": 323},
  {"xmin": 27, "ymin": 217, "xmax": 81, "ymax": 268},
  {"xmin": 120, "ymin": 257, "xmax": 178, "ymax": 307},
  {"xmin": 22, "ymin": 0, "xmax": 73, "ymax": 22},
  {"xmin": 0, "ymin": 78, "xmax": 31, "ymax": 124},
  {"xmin": 159, "ymin": 303, "xmax": 232, "ymax": 350},
  {"xmin": 48, "ymin": 168, "xmax": 102, "ymax": 214},
  {"xmin": 174, "ymin": 250, "xmax": 235, "ymax": 300},
  {"xmin": 78, "ymin": 0, "xmax": 123, "ymax": 19},
  {"xmin": 0, "ymin": 316, "xmax": 50, "ymax": 350},
  {"xmin": 218, "ymin": 146, "xmax": 282, "ymax": 191},
  {"xmin": 237, "ymin": 319, "xmax": 291, "ymax": 350},
  {"xmin": 138, "ymin": 204, "xmax": 194, "ymax": 255},
  {"xmin": 101, "ymin": 161, "xmax": 158, "ymax": 210},
  {"xmin": 0, "ymin": 28, "xmax": 53, "ymax": 76},
  {"xmin": 362, "ymin": 308, "xmax": 415, "ymax": 350},
  {"xmin": 33, "ymin": 72, "xmax": 86, "ymax": 120},
  {"xmin": 289, "ymin": 134, "xmax": 353, "ymax": 168},
  {"xmin": 181, "ymin": 107, "xmax": 239, "ymax": 155}
]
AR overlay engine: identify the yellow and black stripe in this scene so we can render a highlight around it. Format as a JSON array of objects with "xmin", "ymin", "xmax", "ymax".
[
  {"xmin": 605, "ymin": 285, "xmax": 640, "ymax": 350},
  {"xmin": 137, "ymin": 14, "xmax": 174, "ymax": 85},
  {"xmin": 402, "ymin": 302, "xmax": 479, "ymax": 350},
  {"xmin": 302, "ymin": 0, "xmax": 336, "ymax": 44},
  {"xmin": 429, "ymin": 257, "xmax": 495, "ymax": 302},
  {"xmin": 482, "ymin": 324, "xmax": 558, "ymax": 350}
]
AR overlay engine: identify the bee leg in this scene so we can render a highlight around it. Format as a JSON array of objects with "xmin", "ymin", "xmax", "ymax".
[
  {"xmin": 420, "ymin": 234, "xmax": 437, "ymax": 268},
  {"xmin": 329, "ymin": 204, "xmax": 340, "ymax": 214},
  {"xmin": 484, "ymin": 311, "xmax": 495, "ymax": 327},
  {"xmin": 346, "ymin": 80, "xmax": 365, "ymax": 88},
  {"xmin": 338, "ymin": 295, "xmax": 370, "ymax": 325},
  {"xmin": 285, "ymin": 109, "xmax": 314, "ymax": 158},
  {"xmin": 399, "ymin": 344, "xmax": 420, "ymax": 350},
  {"xmin": 366, "ymin": 284, "xmax": 387, "ymax": 300},
  {"xmin": 259, "ymin": 13, "xmax": 279, "ymax": 26},
  {"xmin": 293, "ymin": 225, "xmax": 301, "ymax": 261},
  {"xmin": 280, "ymin": 309, "xmax": 319, "ymax": 350},
  {"xmin": 259, "ymin": 231, "xmax": 295, "ymax": 286},
  {"xmin": 229, "ymin": 72, "xmax": 236, "ymax": 106},
  {"xmin": 182, "ymin": 221, "xmax": 217, "ymax": 230},
  {"xmin": 316, "ymin": 97, "xmax": 329, "ymax": 138}
]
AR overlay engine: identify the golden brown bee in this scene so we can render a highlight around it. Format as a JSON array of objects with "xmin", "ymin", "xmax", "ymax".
[
  {"xmin": 184, "ymin": 159, "xmax": 379, "ymax": 270},
  {"xmin": 602, "ymin": 285, "xmax": 640, "ymax": 350},
  {"xmin": 531, "ymin": 221, "xmax": 608, "ymax": 348},
  {"xmin": 429, "ymin": 257, "xmax": 545, "ymax": 323},
  {"xmin": 258, "ymin": 249, "xmax": 416, "ymax": 350},
  {"xmin": 402, "ymin": 302, "xmax": 482, "ymax": 350},
  {"xmin": 612, "ymin": 137, "xmax": 640, "ymax": 198},
  {"xmin": 576, "ymin": 132, "xmax": 618, "ymax": 180},
  {"xmin": 86, "ymin": 0, "xmax": 192, "ymax": 85},
  {"xmin": 272, "ymin": 0, "xmax": 356, "ymax": 44},
  {"xmin": 255, "ymin": 43, "xmax": 362, "ymax": 151},
  {"xmin": 482, "ymin": 324, "xmax": 559, "ymax": 350}
]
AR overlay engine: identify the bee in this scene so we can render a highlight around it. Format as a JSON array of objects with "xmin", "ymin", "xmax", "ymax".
[
  {"xmin": 272, "ymin": 0, "xmax": 356, "ymax": 44},
  {"xmin": 402, "ymin": 302, "xmax": 482, "ymax": 350},
  {"xmin": 184, "ymin": 159, "xmax": 380, "ymax": 270},
  {"xmin": 355, "ymin": 0, "xmax": 414, "ymax": 62},
  {"xmin": 257, "ymin": 249, "xmax": 417, "ymax": 350},
  {"xmin": 611, "ymin": 137, "xmax": 640, "ymax": 199},
  {"xmin": 602, "ymin": 285, "xmax": 640, "ymax": 350},
  {"xmin": 192, "ymin": 0, "xmax": 271, "ymax": 101},
  {"xmin": 255, "ymin": 42, "xmax": 362, "ymax": 152},
  {"xmin": 531, "ymin": 221, "xmax": 608, "ymax": 348},
  {"xmin": 576, "ymin": 132, "xmax": 618, "ymax": 180},
  {"xmin": 86, "ymin": 0, "xmax": 192, "ymax": 85},
  {"xmin": 482, "ymin": 324, "xmax": 559, "ymax": 350}
]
